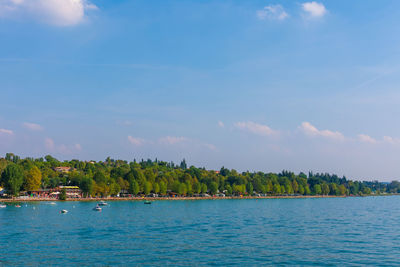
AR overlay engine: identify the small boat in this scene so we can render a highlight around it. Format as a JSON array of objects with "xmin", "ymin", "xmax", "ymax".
[
  {"xmin": 0, "ymin": 204, "xmax": 6, "ymax": 208},
  {"xmin": 144, "ymin": 201, "xmax": 152, "ymax": 205},
  {"xmin": 60, "ymin": 209, "xmax": 68, "ymax": 214},
  {"xmin": 93, "ymin": 206, "xmax": 102, "ymax": 211},
  {"xmin": 49, "ymin": 202, "xmax": 56, "ymax": 205},
  {"xmin": 98, "ymin": 201, "xmax": 108, "ymax": 206},
  {"xmin": 15, "ymin": 205, "xmax": 21, "ymax": 208}
]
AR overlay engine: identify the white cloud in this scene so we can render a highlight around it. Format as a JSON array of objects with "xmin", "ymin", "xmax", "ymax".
[
  {"xmin": 23, "ymin": 122, "xmax": 43, "ymax": 131},
  {"xmin": 128, "ymin": 136, "xmax": 145, "ymax": 146},
  {"xmin": 234, "ymin": 121, "xmax": 278, "ymax": 136},
  {"xmin": 159, "ymin": 136, "xmax": 188, "ymax": 145},
  {"xmin": 0, "ymin": 0, "xmax": 97, "ymax": 26},
  {"xmin": 302, "ymin": 2, "xmax": 327, "ymax": 18},
  {"xmin": 257, "ymin": 4, "xmax": 289, "ymax": 21},
  {"xmin": 300, "ymin": 122, "xmax": 344, "ymax": 140},
  {"xmin": 383, "ymin": 136, "xmax": 400, "ymax": 145},
  {"xmin": 358, "ymin": 134, "xmax": 377, "ymax": 144},
  {"xmin": 45, "ymin": 137, "xmax": 82, "ymax": 154},
  {"xmin": 0, "ymin": 128, "xmax": 13, "ymax": 135},
  {"xmin": 218, "ymin": 121, "xmax": 224, "ymax": 128}
]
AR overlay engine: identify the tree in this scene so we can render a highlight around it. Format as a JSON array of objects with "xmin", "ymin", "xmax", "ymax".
[
  {"xmin": 210, "ymin": 182, "xmax": 218, "ymax": 195},
  {"xmin": 25, "ymin": 166, "xmax": 42, "ymax": 191},
  {"xmin": 59, "ymin": 188, "xmax": 67, "ymax": 200},
  {"xmin": 180, "ymin": 159, "xmax": 187, "ymax": 169},
  {"xmin": 201, "ymin": 183, "xmax": 208, "ymax": 194},
  {"xmin": 273, "ymin": 183, "xmax": 281, "ymax": 195},
  {"xmin": 298, "ymin": 184, "xmax": 305, "ymax": 195},
  {"xmin": 225, "ymin": 184, "xmax": 232, "ymax": 195},
  {"xmin": 339, "ymin": 184, "xmax": 347, "ymax": 195},
  {"xmin": 153, "ymin": 182, "xmax": 160, "ymax": 194},
  {"xmin": 144, "ymin": 181, "xmax": 152, "ymax": 195},
  {"xmin": 291, "ymin": 180, "xmax": 298, "ymax": 193},
  {"xmin": 193, "ymin": 181, "xmax": 201, "ymax": 194},
  {"xmin": 1, "ymin": 164, "xmax": 24, "ymax": 196},
  {"xmin": 110, "ymin": 182, "xmax": 121, "ymax": 196},
  {"xmin": 246, "ymin": 182, "xmax": 254, "ymax": 195},
  {"xmin": 80, "ymin": 177, "xmax": 93, "ymax": 197},
  {"xmin": 313, "ymin": 184, "xmax": 322, "ymax": 195},
  {"xmin": 129, "ymin": 180, "xmax": 140, "ymax": 195},
  {"xmin": 159, "ymin": 181, "xmax": 167, "ymax": 195},
  {"xmin": 321, "ymin": 183, "xmax": 330, "ymax": 195},
  {"xmin": 178, "ymin": 183, "xmax": 187, "ymax": 195}
]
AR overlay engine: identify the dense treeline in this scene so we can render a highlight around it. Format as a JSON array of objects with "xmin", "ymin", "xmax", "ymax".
[{"xmin": 0, "ymin": 153, "xmax": 399, "ymax": 197}]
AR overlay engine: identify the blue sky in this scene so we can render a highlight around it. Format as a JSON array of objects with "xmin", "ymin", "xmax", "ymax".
[{"xmin": 1, "ymin": 0, "xmax": 400, "ymax": 181}]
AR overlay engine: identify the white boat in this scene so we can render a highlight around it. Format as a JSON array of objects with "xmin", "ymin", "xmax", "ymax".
[
  {"xmin": 0, "ymin": 204, "xmax": 6, "ymax": 208},
  {"xmin": 60, "ymin": 209, "xmax": 68, "ymax": 214},
  {"xmin": 49, "ymin": 202, "xmax": 56, "ymax": 205},
  {"xmin": 98, "ymin": 201, "xmax": 108, "ymax": 206},
  {"xmin": 93, "ymin": 206, "xmax": 102, "ymax": 211}
]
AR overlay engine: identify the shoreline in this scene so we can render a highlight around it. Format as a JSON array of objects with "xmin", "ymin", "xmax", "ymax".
[{"xmin": 0, "ymin": 194, "xmax": 392, "ymax": 202}]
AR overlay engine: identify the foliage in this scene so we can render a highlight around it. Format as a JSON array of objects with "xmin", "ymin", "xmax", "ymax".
[{"xmin": 0, "ymin": 154, "xmax": 394, "ymax": 198}]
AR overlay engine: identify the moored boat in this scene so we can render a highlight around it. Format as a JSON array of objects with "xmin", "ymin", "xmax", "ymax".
[
  {"xmin": 144, "ymin": 201, "xmax": 152, "ymax": 205},
  {"xmin": 93, "ymin": 206, "xmax": 102, "ymax": 211},
  {"xmin": 0, "ymin": 204, "xmax": 6, "ymax": 208},
  {"xmin": 60, "ymin": 209, "xmax": 68, "ymax": 214},
  {"xmin": 98, "ymin": 201, "xmax": 108, "ymax": 206}
]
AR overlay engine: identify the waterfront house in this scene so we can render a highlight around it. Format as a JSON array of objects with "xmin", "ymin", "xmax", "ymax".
[{"xmin": 54, "ymin": 166, "xmax": 72, "ymax": 173}]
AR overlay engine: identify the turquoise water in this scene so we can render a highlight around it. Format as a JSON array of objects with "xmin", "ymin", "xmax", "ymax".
[{"xmin": 1, "ymin": 196, "xmax": 400, "ymax": 266}]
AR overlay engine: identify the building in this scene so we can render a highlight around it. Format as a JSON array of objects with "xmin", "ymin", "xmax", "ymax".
[{"xmin": 54, "ymin": 166, "xmax": 72, "ymax": 173}]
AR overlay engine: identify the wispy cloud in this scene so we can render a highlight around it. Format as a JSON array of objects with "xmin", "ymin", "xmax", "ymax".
[
  {"xmin": 127, "ymin": 136, "xmax": 145, "ymax": 146},
  {"xmin": 383, "ymin": 136, "xmax": 400, "ymax": 145},
  {"xmin": 45, "ymin": 137, "xmax": 81, "ymax": 154},
  {"xmin": 23, "ymin": 122, "xmax": 43, "ymax": 131},
  {"xmin": 234, "ymin": 121, "xmax": 278, "ymax": 136},
  {"xmin": 0, "ymin": 128, "xmax": 13, "ymax": 135},
  {"xmin": 300, "ymin": 122, "xmax": 344, "ymax": 140},
  {"xmin": 158, "ymin": 136, "xmax": 188, "ymax": 145},
  {"xmin": 0, "ymin": 0, "xmax": 98, "ymax": 26},
  {"xmin": 218, "ymin": 121, "xmax": 224, "ymax": 128},
  {"xmin": 302, "ymin": 2, "xmax": 327, "ymax": 18},
  {"xmin": 257, "ymin": 4, "xmax": 289, "ymax": 21},
  {"xmin": 358, "ymin": 134, "xmax": 377, "ymax": 144}
]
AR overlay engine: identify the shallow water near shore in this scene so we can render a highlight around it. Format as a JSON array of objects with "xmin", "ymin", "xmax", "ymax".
[{"xmin": 1, "ymin": 196, "xmax": 400, "ymax": 266}]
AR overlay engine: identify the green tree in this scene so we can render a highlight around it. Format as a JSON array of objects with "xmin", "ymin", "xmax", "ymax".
[
  {"xmin": 273, "ymin": 183, "xmax": 281, "ymax": 195},
  {"xmin": 246, "ymin": 182, "xmax": 254, "ymax": 195},
  {"xmin": 339, "ymin": 184, "xmax": 347, "ymax": 195},
  {"xmin": 225, "ymin": 184, "xmax": 232, "ymax": 195},
  {"xmin": 298, "ymin": 184, "xmax": 305, "ymax": 195},
  {"xmin": 1, "ymin": 164, "xmax": 24, "ymax": 196},
  {"xmin": 178, "ymin": 183, "xmax": 187, "ymax": 195},
  {"xmin": 321, "ymin": 183, "xmax": 330, "ymax": 195},
  {"xmin": 210, "ymin": 182, "xmax": 219, "ymax": 195},
  {"xmin": 193, "ymin": 181, "xmax": 201, "ymax": 194},
  {"xmin": 144, "ymin": 181, "xmax": 152, "ymax": 195},
  {"xmin": 25, "ymin": 166, "xmax": 42, "ymax": 191},
  {"xmin": 110, "ymin": 182, "xmax": 121, "ymax": 196},
  {"xmin": 292, "ymin": 180, "xmax": 299, "ymax": 193},
  {"xmin": 159, "ymin": 181, "xmax": 167, "ymax": 195},
  {"xmin": 153, "ymin": 182, "xmax": 160, "ymax": 194},
  {"xmin": 201, "ymin": 183, "xmax": 208, "ymax": 194},
  {"xmin": 80, "ymin": 177, "xmax": 93, "ymax": 197},
  {"xmin": 59, "ymin": 188, "xmax": 67, "ymax": 200},
  {"xmin": 129, "ymin": 180, "xmax": 140, "ymax": 195},
  {"xmin": 313, "ymin": 184, "xmax": 322, "ymax": 195}
]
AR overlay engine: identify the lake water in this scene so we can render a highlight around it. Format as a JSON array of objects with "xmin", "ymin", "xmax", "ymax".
[{"xmin": 1, "ymin": 196, "xmax": 400, "ymax": 266}]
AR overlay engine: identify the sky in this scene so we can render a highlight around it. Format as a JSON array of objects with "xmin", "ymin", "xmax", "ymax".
[{"xmin": 1, "ymin": 0, "xmax": 400, "ymax": 181}]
